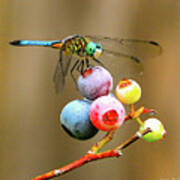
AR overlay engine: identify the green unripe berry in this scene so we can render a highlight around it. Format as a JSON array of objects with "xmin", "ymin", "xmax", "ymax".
[{"xmin": 139, "ymin": 118, "xmax": 166, "ymax": 142}]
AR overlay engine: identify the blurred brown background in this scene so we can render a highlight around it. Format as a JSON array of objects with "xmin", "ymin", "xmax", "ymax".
[{"xmin": 0, "ymin": 0, "xmax": 180, "ymax": 180}]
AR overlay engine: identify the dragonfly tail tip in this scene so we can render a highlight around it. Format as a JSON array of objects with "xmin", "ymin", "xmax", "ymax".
[{"xmin": 9, "ymin": 40, "xmax": 21, "ymax": 46}]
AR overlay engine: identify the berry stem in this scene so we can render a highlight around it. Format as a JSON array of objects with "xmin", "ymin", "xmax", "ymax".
[
  {"xmin": 114, "ymin": 128, "xmax": 151, "ymax": 151},
  {"xmin": 89, "ymin": 130, "xmax": 115, "ymax": 153},
  {"xmin": 32, "ymin": 129, "xmax": 151, "ymax": 180},
  {"xmin": 125, "ymin": 105, "xmax": 155, "ymax": 122},
  {"xmin": 130, "ymin": 104, "xmax": 135, "ymax": 114},
  {"xmin": 142, "ymin": 108, "xmax": 156, "ymax": 115},
  {"xmin": 135, "ymin": 117, "xmax": 144, "ymax": 126},
  {"xmin": 133, "ymin": 107, "xmax": 144, "ymax": 118},
  {"xmin": 125, "ymin": 106, "xmax": 144, "ymax": 121}
]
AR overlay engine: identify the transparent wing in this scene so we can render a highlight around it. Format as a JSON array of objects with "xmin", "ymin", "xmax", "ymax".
[
  {"xmin": 86, "ymin": 35, "xmax": 162, "ymax": 61},
  {"xmin": 86, "ymin": 35, "xmax": 162, "ymax": 77},
  {"xmin": 53, "ymin": 51, "xmax": 72, "ymax": 93}
]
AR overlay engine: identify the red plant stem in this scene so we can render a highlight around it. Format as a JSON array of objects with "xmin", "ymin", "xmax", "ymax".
[
  {"xmin": 32, "ymin": 151, "xmax": 120, "ymax": 180},
  {"xmin": 124, "ymin": 106, "xmax": 155, "ymax": 122},
  {"xmin": 32, "ymin": 129, "xmax": 150, "ymax": 180},
  {"xmin": 90, "ymin": 130, "xmax": 115, "ymax": 153}
]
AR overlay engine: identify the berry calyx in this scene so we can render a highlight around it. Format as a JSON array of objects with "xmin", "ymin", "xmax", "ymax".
[
  {"xmin": 102, "ymin": 110, "xmax": 119, "ymax": 125},
  {"xmin": 82, "ymin": 68, "xmax": 93, "ymax": 78}
]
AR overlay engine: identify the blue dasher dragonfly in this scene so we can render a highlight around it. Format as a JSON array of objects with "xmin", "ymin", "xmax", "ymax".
[{"xmin": 9, "ymin": 34, "xmax": 162, "ymax": 93}]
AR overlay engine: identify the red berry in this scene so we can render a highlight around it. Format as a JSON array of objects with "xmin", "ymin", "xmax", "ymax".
[{"xmin": 90, "ymin": 96, "xmax": 125, "ymax": 131}]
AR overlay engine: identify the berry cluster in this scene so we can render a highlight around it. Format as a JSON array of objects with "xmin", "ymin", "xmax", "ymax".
[
  {"xmin": 60, "ymin": 66, "xmax": 166, "ymax": 142},
  {"xmin": 33, "ymin": 66, "xmax": 167, "ymax": 180}
]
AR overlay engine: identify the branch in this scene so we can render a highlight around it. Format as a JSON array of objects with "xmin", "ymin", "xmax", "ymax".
[
  {"xmin": 125, "ymin": 105, "xmax": 155, "ymax": 121},
  {"xmin": 32, "ymin": 128, "xmax": 151, "ymax": 180},
  {"xmin": 89, "ymin": 130, "xmax": 115, "ymax": 153}
]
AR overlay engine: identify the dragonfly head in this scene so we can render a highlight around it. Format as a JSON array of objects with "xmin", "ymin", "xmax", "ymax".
[{"xmin": 85, "ymin": 42, "xmax": 103, "ymax": 58}]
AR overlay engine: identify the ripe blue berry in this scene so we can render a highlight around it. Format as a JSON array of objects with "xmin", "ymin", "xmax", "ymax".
[
  {"xmin": 77, "ymin": 66, "xmax": 113, "ymax": 100},
  {"xmin": 60, "ymin": 100, "xmax": 98, "ymax": 140}
]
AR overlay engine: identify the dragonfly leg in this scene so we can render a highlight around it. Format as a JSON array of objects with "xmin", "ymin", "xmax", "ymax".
[
  {"xmin": 86, "ymin": 58, "xmax": 90, "ymax": 68},
  {"xmin": 85, "ymin": 58, "xmax": 94, "ymax": 69},
  {"xmin": 92, "ymin": 57, "xmax": 105, "ymax": 67},
  {"xmin": 76, "ymin": 60, "xmax": 85, "ymax": 75},
  {"xmin": 70, "ymin": 59, "xmax": 80, "ymax": 85}
]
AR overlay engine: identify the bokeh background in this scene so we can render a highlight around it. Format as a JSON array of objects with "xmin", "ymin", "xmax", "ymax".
[{"xmin": 0, "ymin": 0, "xmax": 180, "ymax": 180}]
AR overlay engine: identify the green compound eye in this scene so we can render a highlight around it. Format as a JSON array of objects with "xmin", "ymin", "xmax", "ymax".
[{"xmin": 85, "ymin": 42, "xmax": 96, "ymax": 56}]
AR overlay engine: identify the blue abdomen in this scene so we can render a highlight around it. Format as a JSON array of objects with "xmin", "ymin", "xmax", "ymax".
[{"xmin": 10, "ymin": 40, "xmax": 61, "ymax": 47}]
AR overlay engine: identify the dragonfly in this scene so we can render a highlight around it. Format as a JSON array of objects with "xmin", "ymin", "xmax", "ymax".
[{"xmin": 9, "ymin": 34, "xmax": 162, "ymax": 93}]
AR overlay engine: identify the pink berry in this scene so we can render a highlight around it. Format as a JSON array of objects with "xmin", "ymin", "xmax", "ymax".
[
  {"xmin": 77, "ymin": 66, "xmax": 113, "ymax": 100},
  {"xmin": 90, "ymin": 96, "xmax": 126, "ymax": 131}
]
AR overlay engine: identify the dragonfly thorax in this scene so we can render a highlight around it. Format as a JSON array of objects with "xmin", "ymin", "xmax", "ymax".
[{"xmin": 63, "ymin": 37, "xmax": 87, "ymax": 58}]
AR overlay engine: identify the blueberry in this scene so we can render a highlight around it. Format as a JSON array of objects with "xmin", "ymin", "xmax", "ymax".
[
  {"xmin": 60, "ymin": 100, "xmax": 98, "ymax": 140},
  {"xmin": 77, "ymin": 66, "xmax": 113, "ymax": 100}
]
